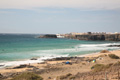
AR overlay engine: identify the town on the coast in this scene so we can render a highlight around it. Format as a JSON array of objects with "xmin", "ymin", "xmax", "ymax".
[{"xmin": 40, "ymin": 32, "xmax": 120, "ymax": 41}]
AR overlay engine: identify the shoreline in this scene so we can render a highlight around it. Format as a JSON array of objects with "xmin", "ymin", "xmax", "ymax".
[
  {"xmin": 1, "ymin": 49, "xmax": 120, "ymax": 80},
  {"xmin": 0, "ymin": 49, "xmax": 119, "ymax": 69},
  {"xmin": 78, "ymin": 49, "xmax": 120, "ymax": 57},
  {"xmin": 0, "ymin": 40, "xmax": 120, "ymax": 70},
  {"xmin": 0, "ymin": 54, "xmax": 69, "ymax": 69},
  {"xmin": 0, "ymin": 48, "xmax": 120, "ymax": 69}
]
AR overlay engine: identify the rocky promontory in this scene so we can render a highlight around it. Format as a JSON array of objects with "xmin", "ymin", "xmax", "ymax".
[
  {"xmin": 39, "ymin": 34, "xmax": 57, "ymax": 38},
  {"xmin": 75, "ymin": 34, "xmax": 120, "ymax": 41},
  {"xmin": 64, "ymin": 32, "xmax": 120, "ymax": 41},
  {"xmin": 39, "ymin": 32, "xmax": 120, "ymax": 41}
]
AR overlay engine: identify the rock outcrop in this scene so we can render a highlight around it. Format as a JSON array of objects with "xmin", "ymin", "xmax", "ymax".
[
  {"xmin": 75, "ymin": 35, "xmax": 105, "ymax": 40},
  {"xmin": 39, "ymin": 34, "xmax": 120, "ymax": 41},
  {"xmin": 39, "ymin": 34, "xmax": 57, "ymax": 38},
  {"xmin": 71, "ymin": 34, "xmax": 120, "ymax": 41},
  {"xmin": 105, "ymin": 34, "xmax": 120, "ymax": 41}
]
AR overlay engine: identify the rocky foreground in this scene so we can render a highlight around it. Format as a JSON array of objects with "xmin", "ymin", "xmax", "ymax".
[{"xmin": 1, "ymin": 50, "xmax": 120, "ymax": 80}]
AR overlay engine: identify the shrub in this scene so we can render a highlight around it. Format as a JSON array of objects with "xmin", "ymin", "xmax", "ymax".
[
  {"xmin": 100, "ymin": 50, "xmax": 109, "ymax": 53},
  {"xmin": 11, "ymin": 72, "xmax": 43, "ymax": 80},
  {"xmin": 91, "ymin": 63, "xmax": 113, "ymax": 72},
  {"xmin": 105, "ymin": 63, "xmax": 113, "ymax": 68},
  {"xmin": 91, "ymin": 64, "xmax": 105, "ymax": 72},
  {"xmin": 58, "ymin": 73, "xmax": 72, "ymax": 80},
  {"xmin": 82, "ymin": 63, "xmax": 86, "ymax": 65},
  {"xmin": 66, "ymin": 73, "xmax": 72, "ymax": 77},
  {"xmin": 59, "ymin": 75, "xmax": 67, "ymax": 79},
  {"xmin": 113, "ymin": 61, "xmax": 120, "ymax": 66},
  {"xmin": 108, "ymin": 54, "xmax": 119, "ymax": 59},
  {"xmin": 98, "ymin": 54, "xmax": 107, "ymax": 57},
  {"xmin": 69, "ymin": 76, "xmax": 75, "ymax": 80}
]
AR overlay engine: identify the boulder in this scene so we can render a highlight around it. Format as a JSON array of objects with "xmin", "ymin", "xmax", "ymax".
[
  {"xmin": 13, "ymin": 64, "xmax": 27, "ymax": 69},
  {"xmin": 30, "ymin": 58, "xmax": 37, "ymax": 60},
  {"xmin": 0, "ymin": 73, "xmax": 3, "ymax": 78},
  {"xmin": 107, "ymin": 45, "xmax": 120, "ymax": 47}
]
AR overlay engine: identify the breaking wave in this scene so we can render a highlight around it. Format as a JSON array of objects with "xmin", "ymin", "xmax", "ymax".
[{"xmin": 0, "ymin": 43, "xmax": 120, "ymax": 69}]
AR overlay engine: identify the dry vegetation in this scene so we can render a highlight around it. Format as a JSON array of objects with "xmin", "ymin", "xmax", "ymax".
[
  {"xmin": 11, "ymin": 72, "xmax": 43, "ymax": 80},
  {"xmin": 108, "ymin": 54, "xmax": 119, "ymax": 59},
  {"xmin": 91, "ymin": 63, "xmax": 113, "ymax": 72},
  {"xmin": 1, "ymin": 50, "xmax": 120, "ymax": 80},
  {"xmin": 100, "ymin": 50, "xmax": 109, "ymax": 53},
  {"xmin": 57, "ymin": 73, "xmax": 74, "ymax": 80}
]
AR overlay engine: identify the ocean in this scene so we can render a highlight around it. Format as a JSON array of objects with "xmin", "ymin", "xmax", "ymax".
[{"xmin": 0, "ymin": 34, "xmax": 120, "ymax": 68}]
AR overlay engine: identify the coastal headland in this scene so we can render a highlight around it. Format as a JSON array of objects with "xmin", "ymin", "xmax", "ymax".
[
  {"xmin": 1, "ymin": 49, "xmax": 120, "ymax": 80},
  {"xmin": 39, "ymin": 32, "xmax": 120, "ymax": 41}
]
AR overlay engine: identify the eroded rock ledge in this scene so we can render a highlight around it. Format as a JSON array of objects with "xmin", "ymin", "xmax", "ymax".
[{"xmin": 39, "ymin": 33, "xmax": 120, "ymax": 41}]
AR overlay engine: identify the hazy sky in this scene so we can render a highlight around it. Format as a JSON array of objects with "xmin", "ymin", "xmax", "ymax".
[{"xmin": 0, "ymin": 0, "xmax": 120, "ymax": 34}]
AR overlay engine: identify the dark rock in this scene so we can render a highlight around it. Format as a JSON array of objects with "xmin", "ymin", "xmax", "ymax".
[
  {"xmin": 107, "ymin": 45, "xmax": 120, "ymax": 47},
  {"xmin": 0, "ymin": 73, "xmax": 3, "ymax": 78},
  {"xmin": 39, "ymin": 34, "xmax": 57, "ymax": 38},
  {"xmin": 13, "ymin": 64, "xmax": 27, "ymax": 69},
  {"xmin": 75, "ymin": 35, "xmax": 105, "ymax": 40},
  {"xmin": 44, "ymin": 57, "xmax": 85, "ymax": 63},
  {"xmin": 27, "ymin": 65, "xmax": 35, "ymax": 68},
  {"xmin": 0, "ymin": 64, "xmax": 4, "ymax": 67},
  {"xmin": 105, "ymin": 34, "xmax": 120, "ymax": 41},
  {"xmin": 45, "ymin": 57, "xmax": 75, "ymax": 61},
  {"xmin": 48, "ymin": 77, "xmax": 51, "ymax": 79},
  {"xmin": 30, "ymin": 58, "xmax": 37, "ymax": 60},
  {"xmin": 70, "ymin": 34, "xmax": 120, "ymax": 41}
]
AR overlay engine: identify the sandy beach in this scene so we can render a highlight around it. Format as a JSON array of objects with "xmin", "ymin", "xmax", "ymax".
[{"xmin": 1, "ymin": 49, "xmax": 120, "ymax": 80}]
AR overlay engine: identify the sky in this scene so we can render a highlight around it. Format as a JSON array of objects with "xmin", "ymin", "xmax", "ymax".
[{"xmin": 0, "ymin": 0, "xmax": 120, "ymax": 34}]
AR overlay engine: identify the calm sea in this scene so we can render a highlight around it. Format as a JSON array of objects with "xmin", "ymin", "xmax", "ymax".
[{"xmin": 0, "ymin": 34, "xmax": 120, "ymax": 68}]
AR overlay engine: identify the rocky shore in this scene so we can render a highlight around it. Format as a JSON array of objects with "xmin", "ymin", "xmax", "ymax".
[
  {"xmin": 1, "ymin": 50, "xmax": 120, "ymax": 80},
  {"xmin": 39, "ymin": 33, "xmax": 120, "ymax": 41},
  {"xmin": 39, "ymin": 34, "xmax": 57, "ymax": 38}
]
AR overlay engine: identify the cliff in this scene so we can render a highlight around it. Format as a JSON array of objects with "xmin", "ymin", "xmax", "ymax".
[
  {"xmin": 66, "ymin": 34, "xmax": 120, "ymax": 41},
  {"xmin": 39, "ymin": 34, "xmax": 120, "ymax": 41},
  {"xmin": 75, "ymin": 35, "xmax": 105, "ymax": 40},
  {"xmin": 105, "ymin": 34, "xmax": 120, "ymax": 41}
]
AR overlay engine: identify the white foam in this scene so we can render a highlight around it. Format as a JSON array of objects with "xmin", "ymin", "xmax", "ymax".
[
  {"xmin": 0, "ymin": 43, "xmax": 120, "ymax": 69},
  {"xmin": 0, "ymin": 54, "xmax": 69, "ymax": 69},
  {"xmin": 79, "ymin": 43, "xmax": 120, "ymax": 47},
  {"xmin": 34, "ymin": 43, "xmax": 119, "ymax": 54}
]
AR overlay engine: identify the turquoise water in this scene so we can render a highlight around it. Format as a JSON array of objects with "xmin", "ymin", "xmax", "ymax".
[{"xmin": 0, "ymin": 34, "xmax": 120, "ymax": 67}]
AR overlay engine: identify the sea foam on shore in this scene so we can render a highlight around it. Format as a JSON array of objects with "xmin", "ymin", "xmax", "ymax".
[
  {"xmin": 0, "ymin": 34, "xmax": 120, "ymax": 69},
  {"xmin": 0, "ymin": 54, "xmax": 69, "ymax": 69}
]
